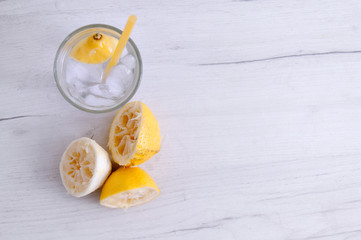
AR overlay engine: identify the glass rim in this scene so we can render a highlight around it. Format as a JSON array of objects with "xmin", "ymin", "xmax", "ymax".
[{"xmin": 53, "ymin": 24, "xmax": 143, "ymax": 113}]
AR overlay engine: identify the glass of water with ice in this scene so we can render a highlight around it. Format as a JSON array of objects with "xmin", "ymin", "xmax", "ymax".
[{"xmin": 54, "ymin": 24, "xmax": 142, "ymax": 113}]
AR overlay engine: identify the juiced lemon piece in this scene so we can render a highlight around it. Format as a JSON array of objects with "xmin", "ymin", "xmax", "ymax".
[
  {"xmin": 108, "ymin": 101, "xmax": 161, "ymax": 166},
  {"xmin": 60, "ymin": 137, "xmax": 111, "ymax": 197},
  {"xmin": 70, "ymin": 33, "xmax": 118, "ymax": 64},
  {"xmin": 100, "ymin": 167, "xmax": 160, "ymax": 209}
]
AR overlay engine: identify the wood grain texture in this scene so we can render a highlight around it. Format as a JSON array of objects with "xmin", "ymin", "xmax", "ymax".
[{"xmin": 1, "ymin": 0, "xmax": 361, "ymax": 239}]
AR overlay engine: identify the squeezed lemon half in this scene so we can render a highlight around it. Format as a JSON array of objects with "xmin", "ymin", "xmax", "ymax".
[
  {"xmin": 108, "ymin": 101, "xmax": 161, "ymax": 166},
  {"xmin": 60, "ymin": 137, "xmax": 111, "ymax": 197},
  {"xmin": 100, "ymin": 167, "xmax": 160, "ymax": 209}
]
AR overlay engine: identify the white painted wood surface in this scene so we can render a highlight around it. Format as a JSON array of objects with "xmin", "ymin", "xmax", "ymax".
[{"xmin": 1, "ymin": 0, "xmax": 361, "ymax": 239}]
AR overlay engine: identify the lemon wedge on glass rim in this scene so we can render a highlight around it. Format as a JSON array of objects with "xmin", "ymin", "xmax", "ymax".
[
  {"xmin": 70, "ymin": 32, "xmax": 118, "ymax": 64},
  {"xmin": 100, "ymin": 167, "xmax": 160, "ymax": 209},
  {"xmin": 108, "ymin": 101, "xmax": 161, "ymax": 167},
  {"xmin": 60, "ymin": 137, "xmax": 111, "ymax": 197}
]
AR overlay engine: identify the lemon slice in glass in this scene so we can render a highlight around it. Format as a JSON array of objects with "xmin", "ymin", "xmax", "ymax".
[{"xmin": 70, "ymin": 33, "xmax": 118, "ymax": 64}]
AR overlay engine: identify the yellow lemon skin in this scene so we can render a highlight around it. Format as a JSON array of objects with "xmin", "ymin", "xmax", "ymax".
[
  {"xmin": 100, "ymin": 167, "xmax": 160, "ymax": 209},
  {"xmin": 70, "ymin": 33, "xmax": 118, "ymax": 64},
  {"xmin": 108, "ymin": 101, "xmax": 161, "ymax": 167}
]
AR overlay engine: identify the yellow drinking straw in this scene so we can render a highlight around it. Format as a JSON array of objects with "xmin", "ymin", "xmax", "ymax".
[{"xmin": 102, "ymin": 15, "xmax": 137, "ymax": 83}]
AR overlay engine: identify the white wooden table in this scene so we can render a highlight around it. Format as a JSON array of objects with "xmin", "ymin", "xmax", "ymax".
[{"xmin": 1, "ymin": 0, "xmax": 361, "ymax": 239}]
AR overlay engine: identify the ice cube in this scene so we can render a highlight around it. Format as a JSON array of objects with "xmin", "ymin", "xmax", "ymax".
[
  {"xmin": 83, "ymin": 94, "xmax": 115, "ymax": 107},
  {"xmin": 88, "ymin": 84, "xmax": 110, "ymax": 97},
  {"xmin": 120, "ymin": 55, "xmax": 136, "ymax": 69},
  {"xmin": 89, "ymin": 63, "xmax": 104, "ymax": 83},
  {"xmin": 66, "ymin": 57, "xmax": 103, "ymax": 84},
  {"xmin": 65, "ymin": 59, "xmax": 84, "ymax": 84},
  {"xmin": 108, "ymin": 83, "xmax": 125, "ymax": 98},
  {"xmin": 104, "ymin": 65, "xmax": 133, "ymax": 98},
  {"xmin": 67, "ymin": 59, "xmax": 89, "ymax": 82},
  {"xmin": 68, "ymin": 79, "xmax": 88, "ymax": 99},
  {"xmin": 106, "ymin": 65, "xmax": 132, "ymax": 85}
]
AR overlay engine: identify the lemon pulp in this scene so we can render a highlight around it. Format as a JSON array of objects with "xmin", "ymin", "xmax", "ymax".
[{"xmin": 108, "ymin": 101, "xmax": 161, "ymax": 166}]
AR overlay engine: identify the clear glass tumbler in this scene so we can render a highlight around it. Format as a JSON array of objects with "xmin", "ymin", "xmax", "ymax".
[{"xmin": 54, "ymin": 24, "xmax": 142, "ymax": 113}]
